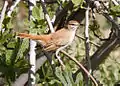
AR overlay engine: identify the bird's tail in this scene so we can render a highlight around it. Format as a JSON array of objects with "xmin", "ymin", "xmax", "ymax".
[
  {"xmin": 17, "ymin": 33, "xmax": 51, "ymax": 41},
  {"xmin": 18, "ymin": 33, "xmax": 34, "ymax": 39}
]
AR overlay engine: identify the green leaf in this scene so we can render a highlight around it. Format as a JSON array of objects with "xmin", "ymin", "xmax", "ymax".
[
  {"xmin": 32, "ymin": 6, "xmax": 40, "ymax": 19},
  {"xmin": 32, "ymin": 6, "xmax": 44, "ymax": 20},
  {"xmin": 63, "ymin": 69, "xmax": 74, "ymax": 86},
  {"xmin": 110, "ymin": 5, "xmax": 120, "ymax": 16},
  {"xmin": 16, "ymin": 38, "xmax": 29, "ymax": 59},
  {"xmin": 75, "ymin": 72, "xmax": 83, "ymax": 85},
  {"xmin": 48, "ymin": 79, "xmax": 61, "ymax": 85},
  {"xmin": 14, "ymin": 58, "xmax": 29, "ymax": 75},
  {"xmin": 2, "ymin": 17, "xmax": 11, "ymax": 25},
  {"xmin": 6, "ymin": 50, "xmax": 13, "ymax": 64},
  {"xmin": 0, "ymin": 30, "xmax": 13, "ymax": 44},
  {"xmin": 55, "ymin": 67, "xmax": 67, "ymax": 85},
  {"xmin": 72, "ymin": 0, "xmax": 84, "ymax": 6},
  {"xmin": 7, "ymin": 41, "xmax": 16, "ymax": 48},
  {"xmin": 0, "ymin": 44, "xmax": 6, "ymax": 52},
  {"xmin": 55, "ymin": 67, "xmax": 80, "ymax": 86}
]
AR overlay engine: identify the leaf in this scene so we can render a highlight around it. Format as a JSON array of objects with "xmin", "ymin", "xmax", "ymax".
[
  {"xmin": 32, "ymin": 6, "xmax": 44, "ymax": 20},
  {"xmin": 48, "ymin": 79, "xmax": 61, "ymax": 85},
  {"xmin": 16, "ymin": 38, "xmax": 29, "ymax": 59},
  {"xmin": 2, "ymin": 17, "xmax": 11, "ymax": 25},
  {"xmin": 75, "ymin": 72, "xmax": 83, "ymax": 85},
  {"xmin": 14, "ymin": 58, "xmax": 30, "ymax": 74},
  {"xmin": 0, "ymin": 30, "xmax": 13, "ymax": 44},
  {"xmin": 72, "ymin": 0, "xmax": 84, "ymax": 6},
  {"xmin": 7, "ymin": 41, "xmax": 16, "ymax": 48},
  {"xmin": 32, "ymin": 6, "xmax": 40, "ymax": 19},
  {"xmin": 55, "ymin": 67, "xmax": 80, "ymax": 86},
  {"xmin": 6, "ymin": 50, "xmax": 13, "ymax": 64},
  {"xmin": 63, "ymin": 69, "xmax": 74, "ymax": 86},
  {"xmin": 110, "ymin": 5, "xmax": 120, "ymax": 16},
  {"xmin": 55, "ymin": 67, "xmax": 67, "ymax": 85},
  {"xmin": 0, "ymin": 44, "xmax": 6, "ymax": 52}
]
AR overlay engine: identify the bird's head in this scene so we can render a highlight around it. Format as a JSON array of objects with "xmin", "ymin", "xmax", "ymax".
[{"xmin": 66, "ymin": 20, "xmax": 80, "ymax": 31}]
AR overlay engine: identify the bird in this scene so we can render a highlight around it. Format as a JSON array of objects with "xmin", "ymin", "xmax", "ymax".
[{"xmin": 18, "ymin": 20, "xmax": 80, "ymax": 51}]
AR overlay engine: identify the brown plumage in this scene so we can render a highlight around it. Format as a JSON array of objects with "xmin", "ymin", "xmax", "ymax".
[{"xmin": 18, "ymin": 20, "xmax": 79, "ymax": 51}]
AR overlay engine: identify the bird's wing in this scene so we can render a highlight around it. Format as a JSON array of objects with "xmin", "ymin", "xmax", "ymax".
[{"xmin": 49, "ymin": 29, "xmax": 70, "ymax": 46}]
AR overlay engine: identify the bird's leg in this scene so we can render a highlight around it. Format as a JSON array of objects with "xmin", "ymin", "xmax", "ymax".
[
  {"xmin": 56, "ymin": 49, "xmax": 65, "ymax": 70},
  {"xmin": 55, "ymin": 43, "xmax": 71, "ymax": 70}
]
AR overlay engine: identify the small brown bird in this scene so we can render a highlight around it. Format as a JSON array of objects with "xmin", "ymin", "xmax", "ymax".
[{"xmin": 18, "ymin": 20, "xmax": 79, "ymax": 51}]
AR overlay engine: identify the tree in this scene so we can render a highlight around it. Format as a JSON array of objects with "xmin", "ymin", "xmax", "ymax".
[{"xmin": 0, "ymin": 0, "xmax": 120, "ymax": 86}]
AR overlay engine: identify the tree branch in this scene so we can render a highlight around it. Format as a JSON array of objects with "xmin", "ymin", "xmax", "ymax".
[
  {"xmin": 7, "ymin": 0, "xmax": 21, "ymax": 17},
  {"xmin": 75, "ymin": 34, "xmax": 100, "ymax": 48},
  {"xmin": 84, "ymin": 1, "xmax": 92, "ymax": 85},
  {"xmin": 88, "ymin": 34, "xmax": 119, "ymax": 70},
  {"xmin": 28, "ymin": 0, "xmax": 37, "ymax": 85},
  {"xmin": 85, "ymin": 1, "xmax": 91, "ymax": 72},
  {"xmin": 12, "ymin": 55, "xmax": 47, "ymax": 86},
  {"xmin": 61, "ymin": 50, "xmax": 98, "ymax": 86},
  {"xmin": 40, "ymin": 0, "xmax": 55, "ymax": 33},
  {"xmin": 0, "ymin": 0, "xmax": 8, "ymax": 31}
]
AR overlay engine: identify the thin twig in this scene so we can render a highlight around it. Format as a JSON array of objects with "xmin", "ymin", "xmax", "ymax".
[
  {"xmin": 112, "ymin": 0, "xmax": 119, "ymax": 6},
  {"xmin": 12, "ymin": 55, "xmax": 47, "ymax": 86},
  {"xmin": 28, "ymin": 0, "xmax": 37, "ymax": 86},
  {"xmin": 75, "ymin": 34, "xmax": 100, "ymax": 48},
  {"xmin": 100, "ymin": 1, "xmax": 120, "ymax": 30},
  {"xmin": 0, "ymin": 0, "xmax": 8, "ymax": 31},
  {"xmin": 102, "ymin": 13, "xmax": 120, "ymax": 30},
  {"xmin": 61, "ymin": 50, "xmax": 98, "ymax": 86},
  {"xmin": 84, "ymin": 1, "xmax": 92, "ymax": 85},
  {"xmin": 7, "ymin": 0, "xmax": 21, "ymax": 17},
  {"xmin": 41, "ymin": 0, "xmax": 55, "ymax": 33},
  {"xmin": 40, "ymin": 0, "xmax": 57, "ymax": 66},
  {"xmin": 99, "ymin": 0, "xmax": 120, "ymax": 39}
]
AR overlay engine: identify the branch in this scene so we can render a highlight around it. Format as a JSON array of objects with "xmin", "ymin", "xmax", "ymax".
[
  {"xmin": 12, "ymin": 55, "xmax": 47, "ymax": 86},
  {"xmin": 102, "ymin": 13, "xmax": 120, "ymax": 30},
  {"xmin": 28, "ymin": 0, "xmax": 37, "ymax": 85},
  {"xmin": 61, "ymin": 50, "xmax": 98, "ymax": 86},
  {"xmin": 40, "ymin": 0, "xmax": 55, "ymax": 33},
  {"xmin": 88, "ymin": 34, "xmax": 119, "ymax": 70},
  {"xmin": 0, "ymin": 0, "xmax": 8, "ymax": 31},
  {"xmin": 88, "ymin": 2, "xmax": 120, "ymax": 69},
  {"xmin": 92, "ymin": 29, "xmax": 113, "ymax": 41},
  {"xmin": 83, "ymin": 0, "xmax": 120, "ymax": 71},
  {"xmin": 84, "ymin": 1, "xmax": 91, "ymax": 72},
  {"xmin": 13, "ymin": 2, "xmax": 75, "ymax": 85},
  {"xmin": 93, "ymin": 0, "xmax": 120, "ymax": 30},
  {"xmin": 75, "ymin": 34, "xmax": 100, "ymax": 48},
  {"xmin": 7, "ymin": 0, "xmax": 21, "ymax": 17},
  {"xmin": 112, "ymin": 0, "xmax": 119, "ymax": 6},
  {"xmin": 84, "ymin": 1, "xmax": 92, "ymax": 85},
  {"xmin": 72, "ymin": 1, "xmax": 120, "ymax": 85},
  {"xmin": 53, "ymin": 1, "xmax": 74, "ymax": 27}
]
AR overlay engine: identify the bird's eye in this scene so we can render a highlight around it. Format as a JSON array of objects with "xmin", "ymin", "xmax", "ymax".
[
  {"xmin": 69, "ymin": 23, "xmax": 78, "ymax": 26},
  {"xmin": 69, "ymin": 24, "xmax": 75, "ymax": 25}
]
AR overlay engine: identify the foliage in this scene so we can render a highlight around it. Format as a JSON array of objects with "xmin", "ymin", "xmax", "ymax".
[
  {"xmin": 36, "ymin": 62, "xmax": 83, "ymax": 86},
  {"xmin": 0, "ymin": 16, "xmax": 30, "ymax": 85},
  {"xmin": 0, "ymin": 0, "xmax": 120, "ymax": 86},
  {"xmin": 72, "ymin": 0, "xmax": 84, "ymax": 7},
  {"xmin": 110, "ymin": 5, "xmax": 120, "ymax": 16}
]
